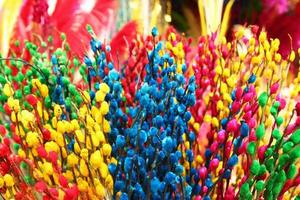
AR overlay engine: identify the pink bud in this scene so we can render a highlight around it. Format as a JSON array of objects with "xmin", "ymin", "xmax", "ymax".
[
  {"xmin": 235, "ymin": 87, "xmax": 243, "ymax": 100},
  {"xmin": 270, "ymin": 82, "xmax": 279, "ymax": 94},
  {"xmin": 276, "ymin": 97, "xmax": 286, "ymax": 110},
  {"xmin": 217, "ymin": 130, "xmax": 226, "ymax": 143},
  {"xmin": 258, "ymin": 145, "xmax": 268, "ymax": 161},
  {"xmin": 249, "ymin": 130, "xmax": 256, "ymax": 141},
  {"xmin": 195, "ymin": 195, "xmax": 202, "ymax": 200},
  {"xmin": 243, "ymin": 111, "xmax": 252, "ymax": 121},
  {"xmin": 199, "ymin": 167, "xmax": 207, "ymax": 179},
  {"xmin": 225, "ymin": 141, "xmax": 232, "ymax": 158},
  {"xmin": 243, "ymin": 103, "xmax": 251, "ymax": 112},
  {"xmin": 209, "ymin": 158, "xmax": 219, "ymax": 170},
  {"xmin": 243, "ymin": 93, "xmax": 253, "ymax": 103},
  {"xmin": 232, "ymin": 101, "xmax": 241, "ymax": 114},
  {"xmin": 202, "ymin": 186, "xmax": 208, "ymax": 193},
  {"xmin": 238, "ymin": 141, "xmax": 248, "ymax": 154},
  {"xmin": 248, "ymin": 118, "xmax": 256, "ymax": 129},
  {"xmin": 286, "ymin": 124, "xmax": 296, "ymax": 136},
  {"xmin": 225, "ymin": 186, "xmax": 235, "ymax": 200},
  {"xmin": 210, "ymin": 142, "xmax": 219, "ymax": 153},
  {"xmin": 226, "ymin": 119, "xmax": 238, "ymax": 132}
]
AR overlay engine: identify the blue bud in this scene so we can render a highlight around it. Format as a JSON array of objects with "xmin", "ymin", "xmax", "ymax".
[
  {"xmin": 227, "ymin": 154, "xmax": 238, "ymax": 168},
  {"xmin": 151, "ymin": 177, "xmax": 160, "ymax": 193},
  {"xmin": 221, "ymin": 118, "xmax": 228, "ymax": 129},
  {"xmin": 205, "ymin": 178, "xmax": 213, "ymax": 188},
  {"xmin": 139, "ymin": 130, "xmax": 148, "ymax": 145},
  {"xmin": 164, "ymin": 172, "xmax": 176, "ymax": 184},
  {"xmin": 186, "ymin": 149, "xmax": 194, "ymax": 162},
  {"xmin": 162, "ymin": 136, "xmax": 174, "ymax": 154},
  {"xmin": 84, "ymin": 56, "xmax": 92, "ymax": 66},
  {"xmin": 124, "ymin": 157, "xmax": 133, "ymax": 173},
  {"xmin": 248, "ymin": 74, "xmax": 256, "ymax": 83},
  {"xmin": 240, "ymin": 122, "xmax": 249, "ymax": 137},
  {"xmin": 51, "ymin": 55, "xmax": 58, "ymax": 65},
  {"xmin": 120, "ymin": 193, "xmax": 128, "ymax": 200},
  {"xmin": 108, "ymin": 163, "xmax": 117, "ymax": 174},
  {"xmin": 151, "ymin": 27, "xmax": 158, "ymax": 37},
  {"xmin": 223, "ymin": 169, "xmax": 231, "ymax": 179},
  {"xmin": 115, "ymin": 181, "xmax": 125, "ymax": 191},
  {"xmin": 205, "ymin": 149, "xmax": 212, "ymax": 158},
  {"xmin": 108, "ymin": 69, "xmax": 119, "ymax": 81},
  {"xmin": 116, "ymin": 135, "xmax": 126, "ymax": 148},
  {"xmin": 149, "ymin": 127, "xmax": 158, "ymax": 136}
]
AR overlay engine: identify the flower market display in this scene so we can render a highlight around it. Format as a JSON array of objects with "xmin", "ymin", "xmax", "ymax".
[
  {"xmin": 0, "ymin": 23, "xmax": 299, "ymax": 199},
  {"xmin": 0, "ymin": 1, "xmax": 299, "ymax": 199}
]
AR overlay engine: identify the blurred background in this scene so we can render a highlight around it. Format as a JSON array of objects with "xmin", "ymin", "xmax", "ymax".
[{"xmin": 0, "ymin": 0, "xmax": 300, "ymax": 58}]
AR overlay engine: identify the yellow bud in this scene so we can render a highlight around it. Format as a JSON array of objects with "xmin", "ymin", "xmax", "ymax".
[
  {"xmin": 75, "ymin": 130, "xmax": 85, "ymax": 143},
  {"xmin": 3, "ymin": 83, "xmax": 13, "ymax": 97},
  {"xmin": 74, "ymin": 142, "xmax": 81, "ymax": 154},
  {"xmin": 95, "ymin": 90, "xmax": 106, "ymax": 102},
  {"xmin": 79, "ymin": 159, "xmax": 89, "ymax": 177},
  {"xmin": 3, "ymin": 174, "xmax": 14, "ymax": 187},
  {"xmin": 80, "ymin": 148, "xmax": 89, "ymax": 160},
  {"xmin": 204, "ymin": 114, "xmax": 211, "ymax": 123},
  {"xmin": 215, "ymin": 65, "xmax": 222, "ymax": 75},
  {"xmin": 223, "ymin": 68, "xmax": 230, "ymax": 78},
  {"xmin": 96, "ymin": 183, "xmax": 105, "ymax": 198},
  {"xmin": 82, "ymin": 91, "xmax": 91, "ymax": 104},
  {"xmin": 166, "ymin": 42, "xmax": 172, "ymax": 50},
  {"xmin": 217, "ymin": 100, "xmax": 224, "ymax": 111},
  {"xmin": 57, "ymin": 120, "xmax": 66, "ymax": 133},
  {"xmin": 0, "ymin": 177, "xmax": 4, "ymax": 188},
  {"xmin": 45, "ymin": 141, "xmax": 60, "ymax": 153},
  {"xmin": 235, "ymin": 29, "xmax": 244, "ymax": 40},
  {"xmin": 221, "ymin": 36, "xmax": 227, "ymax": 45},
  {"xmin": 90, "ymin": 150, "xmax": 102, "ymax": 168},
  {"xmin": 274, "ymin": 53, "xmax": 281, "ymax": 62},
  {"xmin": 105, "ymin": 175, "xmax": 113, "ymax": 190},
  {"xmin": 211, "ymin": 117, "xmax": 219, "ymax": 127},
  {"xmin": 263, "ymin": 40, "xmax": 270, "ymax": 51},
  {"xmin": 196, "ymin": 155, "xmax": 203, "ymax": 164},
  {"xmin": 259, "ymin": 31, "xmax": 267, "ymax": 43},
  {"xmin": 86, "ymin": 115, "xmax": 95, "ymax": 127},
  {"xmin": 184, "ymin": 141, "xmax": 190, "ymax": 149},
  {"xmin": 91, "ymin": 132, "xmax": 100, "ymax": 147},
  {"xmin": 54, "ymin": 105, "xmax": 63, "ymax": 117},
  {"xmin": 43, "ymin": 162, "xmax": 54, "ymax": 175},
  {"xmin": 264, "ymin": 68, "xmax": 273, "ymax": 79},
  {"xmin": 18, "ymin": 149, "xmax": 26, "ymax": 159},
  {"xmin": 67, "ymin": 153, "xmax": 79, "ymax": 167},
  {"xmin": 289, "ymin": 50, "xmax": 296, "ymax": 62},
  {"xmin": 251, "ymin": 56, "xmax": 261, "ymax": 65},
  {"xmin": 32, "ymin": 79, "xmax": 41, "ymax": 88},
  {"xmin": 96, "ymin": 130, "xmax": 105, "ymax": 143},
  {"xmin": 226, "ymin": 76, "xmax": 235, "ymax": 88},
  {"xmin": 193, "ymin": 123, "xmax": 200, "ymax": 132},
  {"xmin": 102, "ymin": 144, "xmax": 112, "ymax": 156},
  {"xmin": 78, "ymin": 179, "xmax": 89, "ymax": 192},
  {"xmin": 233, "ymin": 62, "xmax": 240, "ymax": 73},
  {"xmin": 249, "ymin": 37, "xmax": 256, "ymax": 46},
  {"xmin": 103, "ymin": 119, "xmax": 111, "ymax": 133},
  {"xmin": 99, "ymin": 162, "xmax": 108, "ymax": 178},
  {"xmin": 220, "ymin": 83, "xmax": 228, "ymax": 94},
  {"xmin": 40, "ymin": 84, "xmax": 49, "ymax": 97},
  {"xmin": 100, "ymin": 101, "xmax": 109, "ymax": 115},
  {"xmin": 26, "ymin": 131, "xmax": 40, "ymax": 147}
]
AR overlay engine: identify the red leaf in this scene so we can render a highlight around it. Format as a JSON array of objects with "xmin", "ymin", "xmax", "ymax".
[
  {"xmin": 50, "ymin": 0, "xmax": 117, "ymax": 56},
  {"xmin": 110, "ymin": 21, "xmax": 138, "ymax": 64}
]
